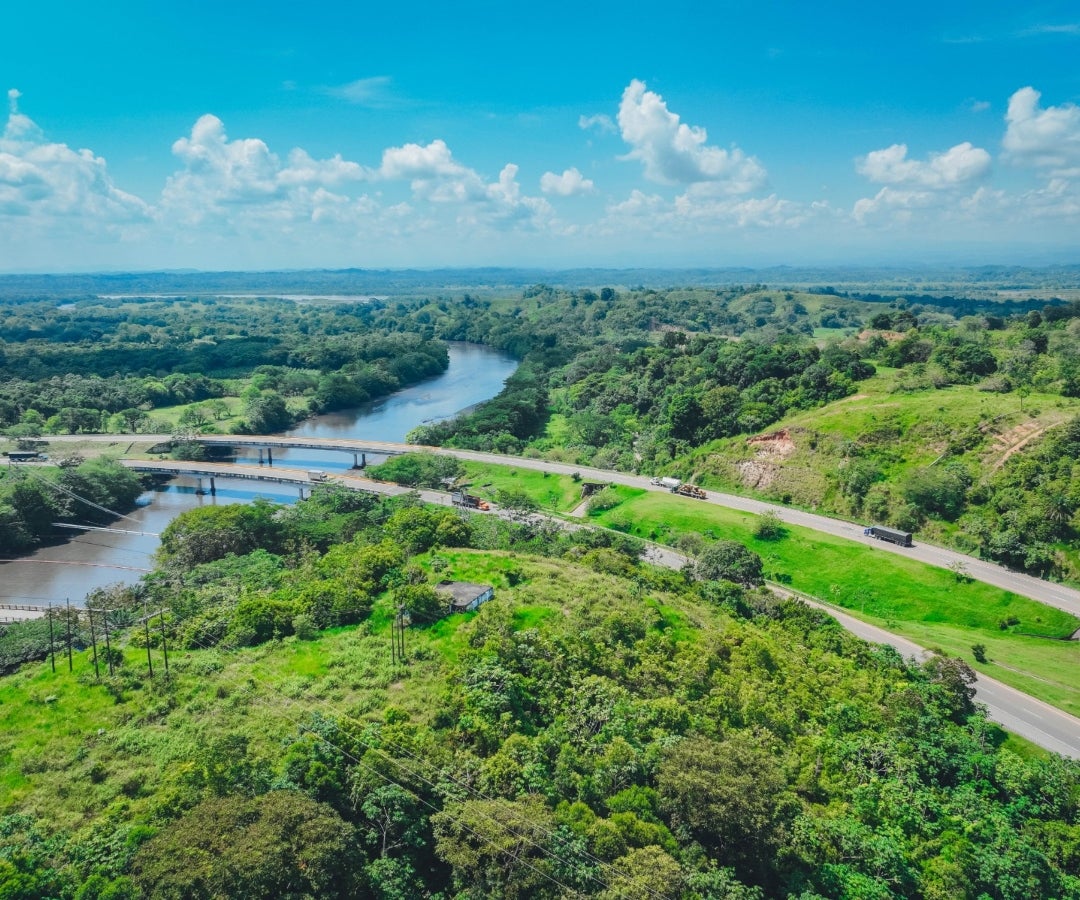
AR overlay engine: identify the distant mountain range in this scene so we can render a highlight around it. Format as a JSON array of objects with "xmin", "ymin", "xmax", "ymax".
[{"xmin": 1, "ymin": 264, "xmax": 1079, "ymax": 299}]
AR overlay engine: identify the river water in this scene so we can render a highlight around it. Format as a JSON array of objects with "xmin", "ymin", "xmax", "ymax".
[{"xmin": 0, "ymin": 343, "xmax": 517, "ymax": 609}]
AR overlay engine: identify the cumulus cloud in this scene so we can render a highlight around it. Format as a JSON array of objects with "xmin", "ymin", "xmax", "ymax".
[
  {"xmin": 540, "ymin": 167, "xmax": 594, "ymax": 196},
  {"xmin": 857, "ymin": 142, "xmax": 991, "ymax": 188},
  {"xmin": 379, "ymin": 139, "xmax": 470, "ymax": 183},
  {"xmin": 852, "ymin": 139, "xmax": 994, "ymax": 225},
  {"xmin": 377, "ymin": 139, "xmax": 552, "ymax": 226},
  {"xmin": 1003, "ymin": 86, "xmax": 1080, "ymax": 172},
  {"xmin": 0, "ymin": 89, "xmax": 149, "ymax": 223},
  {"xmin": 616, "ymin": 79, "xmax": 766, "ymax": 191},
  {"xmin": 674, "ymin": 184, "xmax": 810, "ymax": 227},
  {"xmin": 852, "ymin": 187, "xmax": 937, "ymax": 224},
  {"xmin": 162, "ymin": 114, "xmax": 371, "ymax": 224},
  {"xmin": 599, "ymin": 184, "xmax": 815, "ymax": 237}
]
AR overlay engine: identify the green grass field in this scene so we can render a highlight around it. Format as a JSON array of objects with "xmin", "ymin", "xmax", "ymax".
[
  {"xmin": 459, "ymin": 461, "xmax": 586, "ymax": 512},
  {"xmin": 0, "ymin": 549, "xmax": 537, "ymax": 822}
]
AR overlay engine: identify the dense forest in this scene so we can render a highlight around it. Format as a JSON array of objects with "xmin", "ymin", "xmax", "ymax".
[
  {"xmin": 3, "ymin": 281, "xmax": 1080, "ymax": 897},
  {"xmin": 0, "ymin": 296, "xmax": 448, "ymax": 434},
  {"xmin": 2, "ymin": 486, "xmax": 1079, "ymax": 898}
]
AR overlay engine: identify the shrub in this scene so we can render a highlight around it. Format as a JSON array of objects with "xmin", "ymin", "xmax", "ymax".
[{"xmin": 753, "ymin": 511, "xmax": 786, "ymax": 541}]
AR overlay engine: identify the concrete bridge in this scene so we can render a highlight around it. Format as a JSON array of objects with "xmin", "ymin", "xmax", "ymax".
[
  {"xmin": 119, "ymin": 459, "xmax": 450, "ymax": 506},
  {"xmin": 192, "ymin": 435, "xmax": 421, "ymax": 468}
]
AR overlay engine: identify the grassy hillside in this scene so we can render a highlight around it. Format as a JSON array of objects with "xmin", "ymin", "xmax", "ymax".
[
  {"xmin": 3, "ymin": 543, "xmax": 1080, "ymax": 899},
  {"xmin": 683, "ymin": 370, "xmax": 1077, "ymax": 529}
]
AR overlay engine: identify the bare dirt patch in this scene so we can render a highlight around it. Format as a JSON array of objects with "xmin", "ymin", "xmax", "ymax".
[
  {"xmin": 986, "ymin": 420, "xmax": 1049, "ymax": 471},
  {"xmin": 568, "ymin": 498, "xmax": 591, "ymax": 518},
  {"xmin": 746, "ymin": 428, "xmax": 797, "ymax": 458},
  {"xmin": 858, "ymin": 329, "xmax": 904, "ymax": 342},
  {"xmin": 738, "ymin": 429, "xmax": 798, "ymax": 489}
]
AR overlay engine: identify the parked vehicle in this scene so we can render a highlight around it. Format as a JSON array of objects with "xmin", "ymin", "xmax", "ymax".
[{"xmin": 864, "ymin": 525, "xmax": 913, "ymax": 547}]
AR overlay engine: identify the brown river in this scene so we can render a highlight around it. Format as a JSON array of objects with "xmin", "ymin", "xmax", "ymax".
[{"xmin": 0, "ymin": 343, "xmax": 517, "ymax": 609}]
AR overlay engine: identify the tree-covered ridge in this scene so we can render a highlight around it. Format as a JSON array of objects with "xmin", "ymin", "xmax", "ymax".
[{"xmin": 2, "ymin": 510, "xmax": 1079, "ymax": 897}]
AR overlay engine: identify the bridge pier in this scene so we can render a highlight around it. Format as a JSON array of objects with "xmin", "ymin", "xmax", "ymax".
[
  {"xmin": 353, "ymin": 452, "xmax": 366, "ymax": 469},
  {"xmin": 195, "ymin": 477, "xmax": 206, "ymax": 495},
  {"xmin": 209, "ymin": 476, "xmax": 216, "ymax": 496},
  {"xmin": 258, "ymin": 448, "xmax": 264, "ymax": 464},
  {"xmin": 267, "ymin": 447, "xmax": 273, "ymax": 465}
]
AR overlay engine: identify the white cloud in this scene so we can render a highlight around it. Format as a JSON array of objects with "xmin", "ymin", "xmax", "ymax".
[
  {"xmin": 162, "ymin": 114, "xmax": 371, "ymax": 224},
  {"xmin": 578, "ymin": 113, "xmax": 616, "ymax": 134},
  {"xmin": 1003, "ymin": 86, "xmax": 1080, "ymax": 172},
  {"xmin": 1022, "ymin": 23, "xmax": 1080, "ymax": 36},
  {"xmin": 598, "ymin": 184, "xmax": 816, "ymax": 237},
  {"xmin": 379, "ymin": 139, "xmax": 470, "ymax": 183},
  {"xmin": 852, "ymin": 187, "xmax": 937, "ymax": 224},
  {"xmin": 540, "ymin": 167, "xmax": 594, "ymax": 196},
  {"xmin": 377, "ymin": 139, "xmax": 552, "ymax": 227},
  {"xmin": 852, "ymin": 139, "xmax": 994, "ymax": 226},
  {"xmin": 857, "ymin": 142, "xmax": 991, "ymax": 188},
  {"xmin": 0, "ymin": 90, "xmax": 149, "ymax": 224},
  {"xmin": 674, "ymin": 184, "xmax": 810, "ymax": 227},
  {"xmin": 616, "ymin": 79, "xmax": 765, "ymax": 191}
]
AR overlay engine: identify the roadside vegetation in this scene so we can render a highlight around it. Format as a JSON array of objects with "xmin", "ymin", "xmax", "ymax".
[{"xmin": 2, "ymin": 487, "xmax": 1080, "ymax": 899}]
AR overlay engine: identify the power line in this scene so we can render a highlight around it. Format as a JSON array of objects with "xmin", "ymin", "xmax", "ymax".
[
  {"xmin": 52, "ymin": 522, "xmax": 160, "ymax": 537},
  {"xmin": 170, "ymin": 575, "xmax": 680, "ymax": 898},
  {"xmin": 0, "ymin": 559, "xmax": 152, "ymax": 573},
  {"xmin": 19, "ymin": 467, "xmax": 142, "ymax": 523}
]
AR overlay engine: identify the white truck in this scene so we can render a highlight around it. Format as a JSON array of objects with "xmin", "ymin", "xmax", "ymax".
[
  {"xmin": 308, "ymin": 469, "xmax": 329, "ymax": 482},
  {"xmin": 650, "ymin": 476, "xmax": 682, "ymax": 491}
]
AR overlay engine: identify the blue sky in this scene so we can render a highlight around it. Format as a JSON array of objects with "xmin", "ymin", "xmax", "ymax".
[{"xmin": 2, "ymin": 1, "xmax": 1079, "ymax": 272}]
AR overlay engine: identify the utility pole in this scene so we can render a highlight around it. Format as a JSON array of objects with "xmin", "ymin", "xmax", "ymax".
[
  {"xmin": 87, "ymin": 606, "xmax": 100, "ymax": 679},
  {"xmin": 143, "ymin": 602, "xmax": 153, "ymax": 679},
  {"xmin": 47, "ymin": 605, "xmax": 55, "ymax": 674},
  {"xmin": 98, "ymin": 608, "xmax": 114, "ymax": 677},
  {"xmin": 158, "ymin": 612, "xmax": 170, "ymax": 680},
  {"xmin": 399, "ymin": 603, "xmax": 406, "ymax": 664},
  {"xmin": 65, "ymin": 599, "xmax": 73, "ymax": 672}
]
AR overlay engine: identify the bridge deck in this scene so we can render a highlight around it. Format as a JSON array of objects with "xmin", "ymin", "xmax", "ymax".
[
  {"xmin": 193, "ymin": 435, "xmax": 419, "ymax": 456},
  {"xmin": 120, "ymin": 460, "xmax": 423, "ymax": 501}
]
